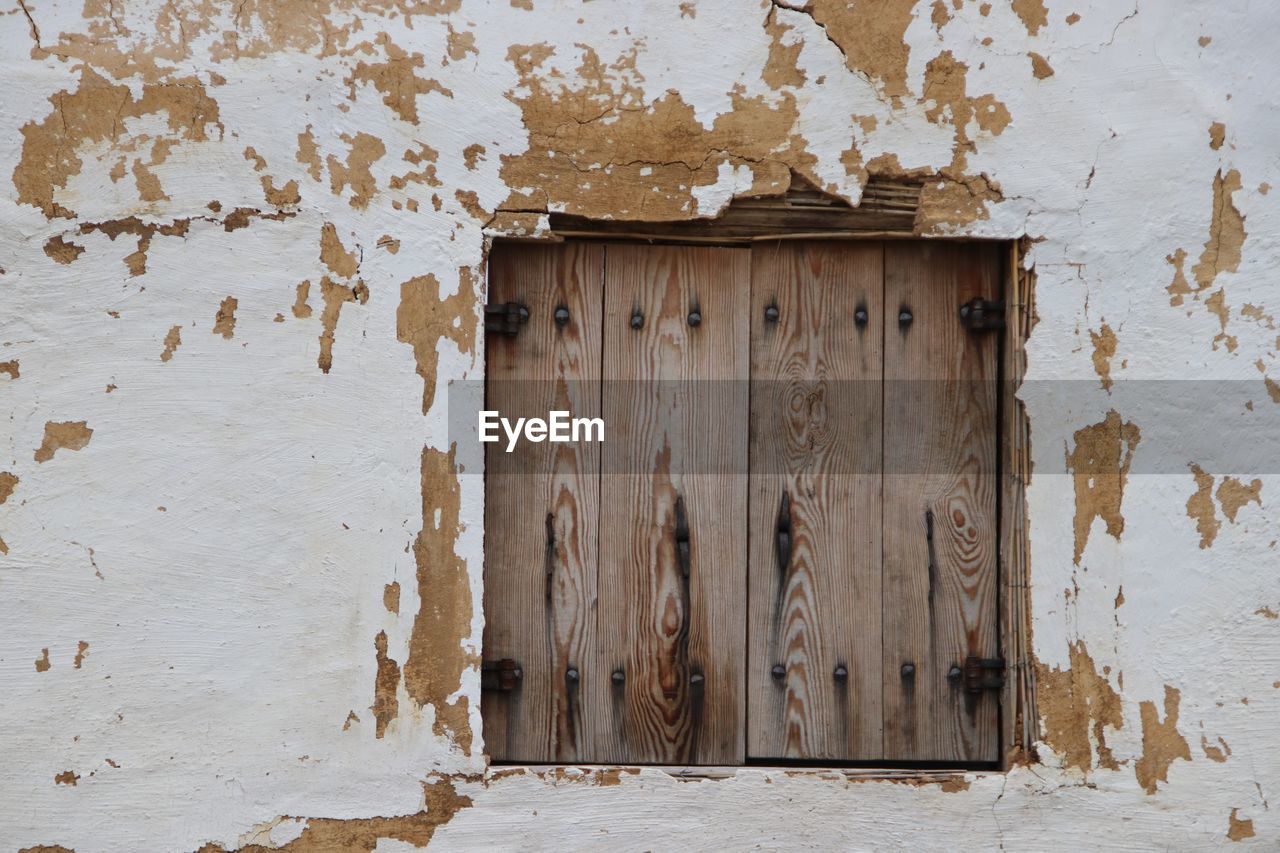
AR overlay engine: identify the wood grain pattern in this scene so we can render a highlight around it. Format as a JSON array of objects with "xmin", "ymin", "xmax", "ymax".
[
  {"xmin": 881, "ymin": 242, "xmax": 1000, "ymax": 763},
  {"xmin": 548, "ymin": 176, "xmax": 921, "ymax": 243},
  {"xmin": 746, "ymin": 241, "xmax": 884, "ymax": 761},
  {"xmin": 482, "ymin": 242, "xmax": 603, "ymax": 762},
  {"xmin": 595, "ymin": 244, "xmax": 750, "ymax": 765}
]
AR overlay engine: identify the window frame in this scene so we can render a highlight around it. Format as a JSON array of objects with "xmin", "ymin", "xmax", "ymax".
[{"xmin": 480, "ymin": 201, "xmax": 1033, "ymax": 774}]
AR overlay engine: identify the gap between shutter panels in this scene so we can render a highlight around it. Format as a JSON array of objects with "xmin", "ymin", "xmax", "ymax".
[{"xmin": 483, "ymin": 236, "xmax": 1003, "ymax": 763}]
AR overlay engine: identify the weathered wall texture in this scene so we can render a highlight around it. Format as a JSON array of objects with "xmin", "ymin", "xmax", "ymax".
[{"xmin": 1, "ymin": 0, "xmax": 1277, "ymax": 849}]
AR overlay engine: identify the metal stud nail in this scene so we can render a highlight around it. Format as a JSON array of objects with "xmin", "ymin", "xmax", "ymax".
[
  {"xmin": 947, "ymin": 664, "xmax": 963, "ymax": 683},
  {"xmin": 566, "ymin": 667, "xmax": 580, "ymax": 685},
  {"xmin": 771, "ymin": 664, "xmax": 786, "ymax": 680},
  {"xmin": 630, "ymin": 310, "xmax": 644, "ymax": 330},
  {"xmin": 690, "ymin": 672, "xmax": 705, "ymax": 686},
  {"xmin": 901, "ymin": 662, "xmax": 916, "ymax": 678},
  {"xmin": 554, "ymin": 305, "xmax": 570, "ymax": 328},
  {"xmin": 611, "ymin": 669, "xmax": 625, "ymax": 686},
  {"xmin": 833, "ymin": 665, "xmax": 848, "ymax": 682},
  {"xmin": 687, "ymin": 310, "xmax": 702, "ymax": 327},
  {"xmin": 855, "ymin": 307, "xmax": 869, "ymax": 327},
  {"xmin": 764, "ymin": 305, "xmax": 780, "ymax": 323},
  {"xmin": 898, "ymin": 308, "xmax": 913, "ymax": 328}
]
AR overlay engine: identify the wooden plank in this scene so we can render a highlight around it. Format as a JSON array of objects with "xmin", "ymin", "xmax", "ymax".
[
  {"xmin": 746, "ymin": 241, "xmax": 884, "ymax": 761},
  {"xmin": 482, "ymin": 242, "xmax": 603, "ymax": 763},
  {"xmin": 882, "ymin": 242, "xmax": 1001, "ymax": 763},
  {"xmin": 548, "ymin": 209, "xmax": 915, "ymax": 242},
  {"xmin": 595, "ymin": 244, "xmax": 750, "ymax": 764}
]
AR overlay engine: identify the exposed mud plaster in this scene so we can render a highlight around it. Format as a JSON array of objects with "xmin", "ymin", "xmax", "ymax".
[
  {"xmin": 327, "ymin": 133, "xmax": 386, "ymax": 210},
  {"xmin": 33, "ymin": 421, "xmax": 93, "ymax": 464},
  {"xmin": 403, "ymin": 445, "xmax": 475, "ymax": 756},
  {"xmin": 34, "ymin": 648, "xmax": 51, "ymax": 673},
  {"xmin": 1209, "ymin": 122, "xmax": 1227, "ymax": 151},
  {"xmin": 319, "ymin": 223, "xmax": 360, "ymax": 279},
  {"xmin": 1090, "ymin": 323, "xmax": 1117, "ymax": 391},
  {"xmin": 0, "ymin": 472, "xmax": 18, "ymax": 505},
  {"xmin": 1202, "ymin": 734, "xmax": 1231, "ymax": 762},
  {"xmin": 795, "ymin": 0, "xmax": 918, "ymax": 98},
  {"xmin": 292, "ymin": 281, "xmax": 314, "ymax": 319},
  {"xmin": 1217, "ymin": 477, "xmax": 1262, "ymax": 523},
  {"xmin": 1187, "ymin": 464, "xmax": 1221, "ymax": 548},
  {"xmin": 347, "ymin": 33, "xmax": 453, "ymax": 126},
  {"xmin": 14, "ymin": 67, "xmax": 221, "ymax": 218},
  {"xmin": 1029, "ymin": 51, "xmax": 1054, "ymax": 79},
  {"xmin": 73, "ymin": 641, "xmax": 89, "ymax": 669},
  {"xmin": 0, "ymin": 361, "xmax": 18, "ymax": 380},
  {"xmin": 383, "ymin": 581, "xmax": 401, "ymax": 614},
  {"xmin": 214, "ymin": 778, "xmax": 474, "ymax": 853},
  {"xmin": 317, "ymin": 277, "xmax": 369, "ymax": 374},
  {"xmin": 1185, "ymin": 466, "xmax": 1261, "ymax": 547},
  {"xmin": 1035, "ymin": 641, "xmax": 1123, "ymax": 772},
  {"xmin": 160, "ymin": 325, "xmax": 182, "ymax": 362},
  {"xmin": 212, "ymin": 297, "xmax": 238, "ymax": 339},
  {"xmin": 1229, "ymin": 808, "xmax": 1257, "ymax": 841},
  {"xmin": 1135, "ymin": 686, "xmax": 1191, "ymax": 795},
  {"xmin": 42, "ymin": 235, "xmax": 84, "ymax": 264},
  {"xmin": 373, "ymin": 630, "xmax": 402, "ymax": 739},
  {"xmin": 1192, "ymin": 170, "xmax": 1247, "ymax": 295},
  {"xmin": 1012, "ymin": 0, "xmax": 1049, "ymax": 36},
  {"xmin": 1065, "ymin": 411, "xmax": 1140, "ymax": 565},
  {"xmin": 499, "ymin": 43, "xmax": 802, "ymax": 220},
  {"xmin": 396, "ymin": 272, "xmax": 477, "ymax": 414}
]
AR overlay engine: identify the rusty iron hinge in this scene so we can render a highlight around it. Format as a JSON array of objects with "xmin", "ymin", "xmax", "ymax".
[
  {"xmin": 484, "ymin": 302, "xmax": 529, "ymax": 337},
  {"xmin": 481, "ymin": 658, "xmax": 523, "ymax": 693},
  {"xmin": 963, "ymin": 656, "xmax": 1006, "ymax": 694},
  {"xmin": 959, "ymin": 298, "xmax": 1005, "ymax": 332}
]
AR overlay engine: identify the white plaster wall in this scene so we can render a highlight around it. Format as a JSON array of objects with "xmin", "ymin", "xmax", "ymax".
[{"xmin": 0, "ymin": 0, "xmax": 1276, "ymax": 850}]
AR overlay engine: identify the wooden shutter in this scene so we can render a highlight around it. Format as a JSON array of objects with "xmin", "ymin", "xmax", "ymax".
[
  {"xmin": 746, "ymin": 241, "xmax": 884, "ymax": 761},
  {"xmin": 882, "ymin": 242, "xmax": 1000, "ymax": 763},
  {"xmin": 483, "ymin": 239, "xmax": 1001, "ymax": 766},
  {"xmin": 596, "ymin": 245, "xmax": 750, "ymax": 764},
  {"xmin": 482, "ymin": 243, "xmax": 603, "ymax": 763}
]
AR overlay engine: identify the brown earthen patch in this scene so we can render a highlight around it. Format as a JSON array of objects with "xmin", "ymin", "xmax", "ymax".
[
  {"xmin": 1035, "ymin": 640, "xmax": 1123, "ymax": 772},
  {"xmin": 44, "ymin": 236, "xmax": 85, "ymax": 264},
  {"xmin": 1135, "ymin": 685, "xmax": 1191, "ymax": 794},
  {"xmin": 13, "ymin": 67, "xmax": 221, "ymax": 219},
  {"xmin": 1065, "ymin": 411, "xmax": 1140, "ymax": 564},
  {"xmin": 318, "ymin": 277, "xmax": 369, "ymax": 374},
  {"xmin": 402, "ymin": 446, "xmax": 475, "ymax": 756},
  {"xmin": 373, "ymin": 631, "xmax": 402, "ymax": 739},
  {"xmin": 1090, "ymin": 324, "xmax": 1117, "ymax": 391},
  {"xmin": 213, "ymin": 297, "xmax": 238, "ymax": 339},
  {"xmin": 1227, "ymin": 808, "xmax": 1256, "ymax": 841},
  {"xmin": 35, "ymin": 421, "xmax": 94, "ymax": 464},
  {"xmin": 161, "ymin": 326, "xmax": 183, "ymax": 362}
]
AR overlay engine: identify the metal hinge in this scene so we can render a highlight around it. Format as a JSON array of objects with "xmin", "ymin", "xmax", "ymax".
[
  {"xmin": 963, "ymin": 656, "xmax": 1006, "ymax": 694},
  {"xmin": 959, "ymin": 298, "xmax": 1005, "ymax": 332},
  {"xmin": 481, "ymin": 658, "xmax": 523, "ymax": 692},
  {"xmin": 484, "ymin": 302, "xmax": 529, "ymax": 337}
]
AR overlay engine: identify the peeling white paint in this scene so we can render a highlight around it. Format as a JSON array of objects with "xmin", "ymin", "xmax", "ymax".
[{"xmin": 1, "ymin": 0, "xmax": 1277, "ymax": 850}]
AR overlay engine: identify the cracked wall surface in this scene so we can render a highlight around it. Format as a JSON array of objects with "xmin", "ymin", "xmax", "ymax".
[{"xmin": 1, "ymin": 0, "xmax": 1278, "ymax": 849}]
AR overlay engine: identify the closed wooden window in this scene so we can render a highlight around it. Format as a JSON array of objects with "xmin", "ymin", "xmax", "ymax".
[{"xmin": 482, "ymin": 239, "xmax": 1002, "ymax": 767}]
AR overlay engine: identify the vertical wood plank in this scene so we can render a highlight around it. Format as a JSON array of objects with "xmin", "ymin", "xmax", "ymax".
[
  {"xmin": 595, "ymin": 244, "xmax": 750, "ymax": 765},
  {"xmin": 882, "ymin": 242, "xmax": 1000, "ymax": 763},
  {"xmin": 746, "ymin": 241, "xmax": 884, "ymax": 761},
  {"xmin": 482, "ymin": 242, "xmax": 603, "ymax": 763}
]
